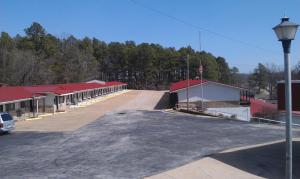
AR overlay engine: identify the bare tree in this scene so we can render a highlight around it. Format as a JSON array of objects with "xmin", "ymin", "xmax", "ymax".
[{"xmin": 265, "ymin": 63, "xmax": 283, "ymax": 99}]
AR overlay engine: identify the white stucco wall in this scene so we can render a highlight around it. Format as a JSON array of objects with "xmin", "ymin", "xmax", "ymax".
[
  {"xmin": 44, "ymin": 94, "xmax": 67, "ymax": 112},
  {"xmin": 177, "ymin": 82, "xmax": 240, "ymax": 102},
  {"xmin": 45, "ymin": 94, "xmax": 55, "ymax": 106},
  {"xmin": 15, "ymin": 102, "xmax": 21, "ymax": 110},
  {"xmin": 57, "ymin": 96, "xmax": 66, "ymax": 111},
  {"xmin": 206, "ymin": 107, "xmax": 251, "ymax": 121}
]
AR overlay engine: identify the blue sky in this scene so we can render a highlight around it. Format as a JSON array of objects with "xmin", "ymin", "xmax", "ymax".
[{"xmin": 1, "ymin": 0, "xmax": 300, "ymax": 73}]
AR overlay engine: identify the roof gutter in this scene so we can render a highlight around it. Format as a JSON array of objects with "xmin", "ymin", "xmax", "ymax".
[{"xmin": 0, "ymin": 96, "xmax": 45, "ymax": 105}]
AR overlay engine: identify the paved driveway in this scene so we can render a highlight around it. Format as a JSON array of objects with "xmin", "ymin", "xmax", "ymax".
[
  {"xmin": 15, "ymin": 90, "xmax": 166, "ymax": 132},
  {"xmin": 1, "ymin": 110, "xmax": 299, "ymax": 179}
]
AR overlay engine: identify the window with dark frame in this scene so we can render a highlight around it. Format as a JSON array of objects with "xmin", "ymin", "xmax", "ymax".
[
  {"xmin": 21, "ymin": 101, "xmax": 30, "ymax": 109},
  {"xmin": 59, "ymin": 96, "xmax": 65, "ymax": 103},
  {"xmin": 21, "ymin": 101, "xmax": 26, "ymax": 108},
  {"xmin": 5, "ymin": 103, "xmax": 15, "ymax": 111}
]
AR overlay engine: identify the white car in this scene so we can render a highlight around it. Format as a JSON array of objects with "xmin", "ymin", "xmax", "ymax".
[{"xmin": 0, "ymin": 113, "xmax": 15, "ymax": 133}]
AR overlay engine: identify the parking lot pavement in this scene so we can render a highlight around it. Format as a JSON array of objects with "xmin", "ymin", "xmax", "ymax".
[{"xmin": 1, "ymin": 110, "xmax": 300, "ymax": 179}]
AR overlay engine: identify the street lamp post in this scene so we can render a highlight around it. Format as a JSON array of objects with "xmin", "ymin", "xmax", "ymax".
[
  {"xmin": 273, "ymin": 16, "xmax": 299, "ymax": 179},
  {"xmin": 186, "ymin": 54, "xmax": 190, "ymax": 111}
]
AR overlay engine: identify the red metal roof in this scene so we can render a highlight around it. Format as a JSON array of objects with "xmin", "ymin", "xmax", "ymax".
[
  {"xmin": 0, "ymin": 81, "xmax": 127, "ymax": 103},
  {"xmin": 103, "ymin": 81, "xmax": 127, "ymax": 87},
  {"xmin": 0, "ymin": 86, "xmax": 44, "ymax": 103},
  {"xmin": 170, "ymin": 79, "xmax": 208, "ymax": 92},
  {"xmin": 170, "ymin": 79, "xmax": 245, "ymax": 92},
  {"xmin": 23, "ymin": 85, "xmax": 62, "ymax": 94},
  {"xmin": 58, "ymin": 83, "xmax": 100, "ymax": 93},
  {"xmin": 24, "ymin": 82, "xmax": 127, "ymax": 95}
]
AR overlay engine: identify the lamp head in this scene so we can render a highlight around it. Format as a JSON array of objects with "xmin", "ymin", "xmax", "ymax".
[{"xmin": 273, "ymin": 16, "xmax": 299, "ymax": 41}]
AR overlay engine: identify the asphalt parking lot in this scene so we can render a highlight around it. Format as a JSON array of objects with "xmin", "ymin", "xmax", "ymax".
[{"xmin": 1, "ymin": 110, "xmax": 300, "ymax": 179}]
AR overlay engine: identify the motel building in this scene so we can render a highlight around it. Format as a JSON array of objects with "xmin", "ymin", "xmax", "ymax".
[
  {"xmin": 0, "ymin": 81, "xmax": 127, "ymax": 120},
  {"xmin": 169, "ymin": 79, "xmax": 251, "ymax": 121}
]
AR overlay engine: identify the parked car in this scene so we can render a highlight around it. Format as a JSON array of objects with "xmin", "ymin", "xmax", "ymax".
[{"xmin": 0, "ymin": 112, "xmax": 15, "ymax": 133}]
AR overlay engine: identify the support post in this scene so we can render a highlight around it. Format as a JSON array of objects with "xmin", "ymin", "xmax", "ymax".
[
  {"xmin": 32, "ymin": 97, "xmax": 35, "ymax": 117},
  {"xmin": 200, "ymin": 66, "xmax": 203, "ymax": 110},
  {"xmin": 199, "ymin": 31, "xmax": 204, "ymax": 110},
  {"xmin": 186, "ymin": 54, "xmax": 189, "ymax": 111},
  {"xmin": 36, "ymin": 99, "xmax": 39, "ymax": 116},
  {"xmin": 283, "ymin": 40, "xmax": 292, "ymax": 179}
]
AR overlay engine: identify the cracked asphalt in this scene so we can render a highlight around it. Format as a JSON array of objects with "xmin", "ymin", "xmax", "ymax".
[{"xmin": 1, "ymin": 110, "xmax": 299, "ymax": 179}]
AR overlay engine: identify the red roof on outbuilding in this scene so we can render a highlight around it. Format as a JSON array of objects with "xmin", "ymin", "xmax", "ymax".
[
  {"xmin": 170, "ymin": 79, "xmax": 208, "ymax": 92},
  {"xmin": 170, "ymin": 79, "xmax": 245, "ymax": 92}
]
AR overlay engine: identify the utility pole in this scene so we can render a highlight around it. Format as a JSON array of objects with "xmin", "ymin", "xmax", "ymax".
[
  {"xmin": 186, "ymin": 54, "xmax": 190, "ymax": 111},
  {"xmin": 199, "ymin": 31, "xmax": 204, "ymax": 110}
]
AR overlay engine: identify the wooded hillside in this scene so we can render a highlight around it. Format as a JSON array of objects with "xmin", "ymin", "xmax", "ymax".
[{"xmin": 0, "ymin": 22, "xmax": 239, "ymax": 89}]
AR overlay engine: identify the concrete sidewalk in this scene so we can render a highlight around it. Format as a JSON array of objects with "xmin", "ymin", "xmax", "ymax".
[
  {"xmin": 145, "ymin": 157, "xmax": 264, "ymax": 179},
  {"xmin": 146, "ymin": 138, "xmax": 300, "ymax": 179}
]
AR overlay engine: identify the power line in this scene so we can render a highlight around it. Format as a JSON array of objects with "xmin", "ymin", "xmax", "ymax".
[{"xmin": 129, "ymin": 0, "xmax": 279, "ymax": 55}]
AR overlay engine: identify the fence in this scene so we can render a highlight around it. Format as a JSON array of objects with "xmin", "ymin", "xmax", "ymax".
[{"xmin": 252, "ymin": 116, "xmax": 300, "ymax": 127}]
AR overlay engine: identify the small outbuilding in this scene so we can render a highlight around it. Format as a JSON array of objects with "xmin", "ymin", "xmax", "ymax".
[
  {"xmin": 170, "ymin": 79, "xmax": 251, "ymax": 121},
  {"xmin": 277, "ymin": 80, "xmax": 300, "ymax": 111},
  {"xmin": 170, "ymin": 79, "xmax": 245, "ymax": 108}
]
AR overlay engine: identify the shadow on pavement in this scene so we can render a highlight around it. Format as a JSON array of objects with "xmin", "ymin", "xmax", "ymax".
[
  {"xmin": 0, "ymin": 131, "xmax": 65, "ymax": 149},
  {"xmin": 211, "ymin": 141, "xmax": 300, "ymax": 179},
  {"xmin": 154, "ymin": 92, "xmax": 170, "ymax": 110}
]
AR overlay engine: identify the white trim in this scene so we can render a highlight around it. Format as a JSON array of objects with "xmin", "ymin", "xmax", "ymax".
[
  {"xmin": 57, "ymin": 92, "xmax": 74, "ymax": 96},
  {"xmin": 33, "ymin": 91, "xmax": 74, "ymax": 97},
  {"xmin": 170, "ymin": 81, "xmax": 209, "ymax": 93},
  {"xmin": 208, "ymin": 81, "xmax": 245, "ymax": 90},
  {"xmin": 0, "ymin": 84, "xmax": 127, "ymax": 104},
  {"xmin": 277, "ymin": 80, "xmax": 300, "ymax": 84},
  {"xmin": 0, "ymin": 96, "xmax": 45, "ymax": 105},
  {"xmin": 69, "ymin": 85, "xmax": 125, "ymax": 94}
]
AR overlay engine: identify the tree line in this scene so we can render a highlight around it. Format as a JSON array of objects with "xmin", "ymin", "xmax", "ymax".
[
  {"xmin": 248, "ymin": 62, "xmax": 300, "ymax": 99},
  {"xmin": 0, "ymin": 22, "xmax": 239, "ymax": 89}
]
